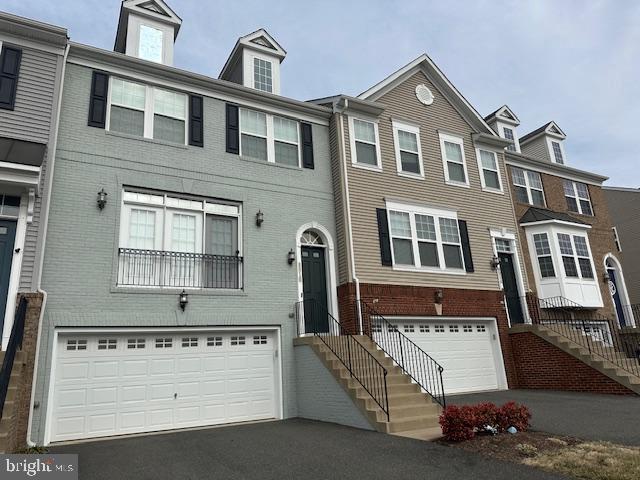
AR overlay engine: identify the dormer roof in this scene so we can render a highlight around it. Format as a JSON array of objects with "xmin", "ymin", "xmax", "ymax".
[
  {"xmin": 520, "ymin": 121, "xmax": 566, "ymax": 145},
  {"xmin": 114, "ymin": 0, "xmax": 182, "ymax": 53},
  {"xmin": 484, "ymin": 105, "xmax": 520, "ymax": 126},
  {"xmin": 219, "ymin": 28, "xmax": 286, "ymax": 80}
]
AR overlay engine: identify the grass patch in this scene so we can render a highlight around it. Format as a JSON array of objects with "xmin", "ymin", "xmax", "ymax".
[{"xmin": 524, "ymin": 441, "xmax": 640, "ymax": 480}]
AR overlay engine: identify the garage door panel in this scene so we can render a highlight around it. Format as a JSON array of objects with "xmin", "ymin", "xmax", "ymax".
[
  {"xmin": 122, "ymin": 360, "xmax": 148, "ymax": 377},
  {"xmin": 88, "ymin": 413, "xmax": 116, "ymax": 434},
  {"xmin": 150, "ymin": 358, "xmax": 175, "ymax": 376},
  {"xmin": 56, "ymin": 388, "xmax": 86, "ymax": 409},
  {"xmin": 59, "ymin": 362, "xmax": 89, "ymax": 381},
  {"xmin": 90, "ymin": 387, "xmax": 117, "ymax": 407},
  {"xmin": 177, "ymin": 357, "xmax": 201, "ymax": 374},
  {"xmin": 56, "ymin": 417, "xmax": 85, "ymax": 438}
]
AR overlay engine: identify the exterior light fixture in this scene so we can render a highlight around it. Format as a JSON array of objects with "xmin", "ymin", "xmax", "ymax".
[
  {"xmin": 287, "ymin": 249, "xmax": 296, "ymax": 265},
  {"xmin": 256, "ymin": 210, "xmax": 264, "ymax": 227},
  {"xmin": 603, "ymin": 271, "xmax": 611, "ymax": 283},
  {"xmin": 434, "ymin": 289, "xmax": 444, "ymax": 304},
  {"xmin": 490, "ymin": 255, "xmax": 501, "ymax": 271},
  {"xmin": 97, "ymin": 188, "xmax": 108, "ymax": 210},
  {"xmin": 179, "ymin": 289, "xmax": 188, "ymax": 311}
]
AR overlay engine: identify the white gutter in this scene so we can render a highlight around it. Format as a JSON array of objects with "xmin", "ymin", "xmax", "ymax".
[{"xmin": 26, "ymin": 42, "xmax": 69, "ymax": 447}]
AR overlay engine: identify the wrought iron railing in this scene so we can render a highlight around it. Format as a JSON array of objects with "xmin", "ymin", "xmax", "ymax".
[
  {"xmin": 295, "ymin": 299, "xmax": 390, "ymax": 421},
  {"xmin": 621, "ymin": 304, "xmax": 640, "ymax": 326},
  {"xmin": 117, "ymin": 248, "xmax": 243, "ymax": 289},
  {"xmin": 359, "ymin": 301, "xmax": 446, "ymax": 407},
  {"xmin": 0, "ymin": 297, "xmax": 28, "ymax": 419},
  {"xmin": 538, "ymin": 295, "xmax": 586, "ymax": 310}
]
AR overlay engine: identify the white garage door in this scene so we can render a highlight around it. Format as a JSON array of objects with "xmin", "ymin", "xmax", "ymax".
[
  {"xmin": 377, "ymin": 320, "xmax": 501, "ymax": 394},
  {"xmin": 50, "ymin": 330, "xmax": 278, "ymax": 443}
]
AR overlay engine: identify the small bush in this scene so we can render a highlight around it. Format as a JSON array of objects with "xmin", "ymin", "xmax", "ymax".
[
  {"xmin": 498, "ymin": 401, "xmax": 531, "ymax": 432},
  {"xmin": 439, "ymin": 405, "xmax": 476, "ymax": 442},
  {"xmin": 516, "ymin": 443, "xmax": 539, "ymax": 458},
  {"xmin": 472, "ymin": 402, "xmax": 499, "ymax": 431}
]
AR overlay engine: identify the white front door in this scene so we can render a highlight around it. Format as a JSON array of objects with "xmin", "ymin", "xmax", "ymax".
[{"xmin": 49, "ymin": 329, "xmax": 278, "ymax": 443}]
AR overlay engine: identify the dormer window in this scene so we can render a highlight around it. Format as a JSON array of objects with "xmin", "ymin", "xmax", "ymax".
[
  {"xmin": 138, "ymin": 24, "xmax": 163, "ymax": 63},
  {"xmin": 503, "ymin": 127, "xmax": 516, "ymax": 152},
  {"xmin": 253, "ymin": 57, "xmax": 273, "ymax": 93},
  {"xmin": 551, "ymin": 141, "xmax": 564, "ymax": 164}
]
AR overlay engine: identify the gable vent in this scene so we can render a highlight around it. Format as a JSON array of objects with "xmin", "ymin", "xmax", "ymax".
[{"xmin": 415, "ymin": 84, "xmax": 434, "ymax": 105}]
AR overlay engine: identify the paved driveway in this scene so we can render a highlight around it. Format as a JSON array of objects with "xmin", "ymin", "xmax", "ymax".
[
  {"xmin": 449, "ymin": 389, "xmax": 640, "ymax": 445},
  {"xmin": 51, "ymin": 419, "xmax": 567, "ymax": 480}
]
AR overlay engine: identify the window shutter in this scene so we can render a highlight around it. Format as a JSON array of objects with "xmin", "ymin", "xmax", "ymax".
[
  {"xmin": 458, "ymin": 219, "xmax": 474, "ymax": 273},
  {"xmin": 87, "ymin": 71, "xmax": 109, "ymax": 128},
  {"xmin": 376, "ymin": 208, "xmax": 392, "ymax": 266},
  {"xmin": 225, "ymin": 103, "xmax": 239, "ymax": 154},
  {"xmin": 0, "ymin": 46, "xmax": 22, "ymax": 110},
  {"xmin": 301, "ymin": 122, "xmax": 314, "ymax": 169},
  {"xmin": 189, "ymin": 95, "xmax": 204, "ymax": 147}
]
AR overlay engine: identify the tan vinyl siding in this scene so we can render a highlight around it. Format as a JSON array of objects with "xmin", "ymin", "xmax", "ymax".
[
  {"xmin": 329, "ymin": 113, "xmax": 349, "ymax": 284},
  {"xmin": 343, "ymin": 71, "xmax": 527, "ymax": 291},
  {"xmin": 521, "ymin": 136, "xmax": 550, "ymax": 163}
]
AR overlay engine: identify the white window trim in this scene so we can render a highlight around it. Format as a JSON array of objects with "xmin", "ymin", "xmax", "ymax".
[
  {"xmin": 498, "ymin": 123, "xmax": 520, "ymax": 153},
  {"xmin": 612, "ymin": 226, "xmax": 622, "ymax": 252},
  {"xmin": 438, "ymin": 132, "xmax": 470, "ymax": 187},
  {"xmin": 532, "ymin": 232, "xmax": 556, "ymax": 279},
  {"xmin": 392, "ymin": 120, "xmax": 424, "ymax": 178},
  {"xmin": 475, "ymin": 148, "xmax": 504, "ymax": 194},
  {"xmin": 348, "ymin": 116, "xmax": 382, "ymax": 171},
  {"xmin": 252, "ymin": 56, "xmax": 274, "ymax": 94},
  {"xmin": 556, "ymin": 233, "xmax": 595, "ymax": 280},
  {"xmin": 238, "ymin": 108, "xmax": 301, "ymax": 168},
  {"xmin": 106, "ymin": 77, "xmax": 189, "ymax": 145},
  {"xmin": 385, "ymin": 200, "xmax": 466, "ymax": 275},
  {"xmin": 243, "ymin": 51, "xmax": 280, "ymax": 95},
  {"xmin": 564, "ymin": 180, "xmax": 593, "ymax": 216},
  {"xmin": 511, "ymin": 167, "xmax": 546, "ymax": 207},
  {"xmin": 547, "ymin": 137, "xmax": 567, "ymax": 164}
]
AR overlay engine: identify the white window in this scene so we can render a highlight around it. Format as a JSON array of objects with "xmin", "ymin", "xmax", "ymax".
[
  {"xmin": 511, "ymin": 167, "xmax": 545, "ymax": 207},
  {"xmin": 98, "ymin": 339, "xmax": 117, "ymax": 350},
  {"xmin": 181, "ymin": 337, "xmax": 198, "ymax": 348},
  {"xmin": 573, "ymin": 235, "xmax": 595, "ymax": 279},
  {"xmin": 387, "ymin": 202, "xmax": 465, "ymax": 272},
  {"xmin": 239, "ymin": 108, "xmax": 301, "ymax": 167},
  {"xmin": 66, "ymin": 339, "xmax": 87, "ymax": 351},
  {"xmin": 253, "ymin": 57, "xmax": 273, "ymax": 93},
  {"xmin": 138, "ymin": 24, "xmax": 163, "ymax": 63},
  {"xmin": 231, "ymin": 336, "xmax": 246, "ymax": 346},
  {"xmin": 563, "ymin": 180, "xmax": 593, "ymax": 216},
  {"xmin": 127, "ymin": 338, "xmax": 145, "ymax": 349},
  {"xmin": 533, "ymin": 233, "xmax": 555, "ymax": 278},
  {"xmin": 612, "ymin": 227, "xmax": 622, "ymax": 252},
  {"xmin": 438, "ymin": 133, "xmax": 469, "ymax": 186},
  {"xmin": 207, "ymin": 336, "xmax": 223, "ymax": 347},
  {"xmin": 551, "ymin": 141, "xmax": 564, "ymax": 164},
  {"xmin": 118, "ymin": 190, "xmax": 242, "ymax": 289},
  {"xmin": 476, "ymin": 149, "xmax": 503, "ymax": 192},
  {"xmin": 108, "ymin": 78, "xmax": 188, "ymax": 144},
  {"xmin": 349, "ymin": 117, "xmax": 381, "ymax": 169},
  {"xmin": 155, "ymin": 338, "xmax": 172, "ymax": 348},
  {"xmin": 502, "ymin": 126, "xmax": 517, "ymax": 152},
  {"xmin": 392, "ymin": 121, "xmax": 423, "ymax": 176}
]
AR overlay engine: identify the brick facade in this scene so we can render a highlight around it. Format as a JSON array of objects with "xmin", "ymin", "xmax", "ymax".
[
  {"xmin": 337, "ymin": 282, "xmax": 519, "ymax": 388},
  {"xmin": 510, "ymin": 331, "xmax": 635, "ymax": 395}
]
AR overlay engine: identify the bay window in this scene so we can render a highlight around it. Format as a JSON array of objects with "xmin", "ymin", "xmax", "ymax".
[
  {"xmin": 533, "ymin": 233, "xmax": 555, "ymax": 278},
  {"xmin": 239, "ymin": 108, "xmax": 301, "ymax": 166},
  {"xmin": 439, "ymin": 133, "xmax": 468, "ymax": 186},
  {"xmin": 511, "ymin": 167, "xmax": 545, "ymax": 206},
  {"xmin": 563, "ymin": 180, "xmax": 593, "ymax": 216}
]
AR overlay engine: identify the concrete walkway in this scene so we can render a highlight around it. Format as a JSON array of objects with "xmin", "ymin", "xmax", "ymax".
[
  {"xmin": 449, "ymin": 389, "xmax": 640, "ymax": 445},
  {"xmin": 51, "ymin": 419, "xmax": 568, "ymax": 480}
]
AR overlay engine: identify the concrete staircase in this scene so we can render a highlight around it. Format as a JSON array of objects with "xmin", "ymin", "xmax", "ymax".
[
  {"xmin": 0, "ymin": 350, "xmax": 26, "ymax": 454},
  {"xmin": 513, "ymin": 324, "xmax": 640, "ymax": 394},
  {"xmin": 296, "ymin": 336, "xmax": 443, "ymax": 441}
]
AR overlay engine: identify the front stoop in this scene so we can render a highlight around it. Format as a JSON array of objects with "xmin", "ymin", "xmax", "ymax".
[
  {"xmin": 294, "ymin": 336, "xmax": 443, "ymax": 441},
  {"xmin": 0, "ymin": 351, "xmax": 26, "ymax": 454},
  {"xmin": 511, "ymin": 324, "xmax": 640, "ymax": 395}
]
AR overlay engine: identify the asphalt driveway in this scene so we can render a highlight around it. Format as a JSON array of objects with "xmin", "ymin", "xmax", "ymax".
[
  {"xmin": 449, "ymin": 389, "xmax": 640, "ymax": 446},
  {"xmin": 51, "ymin": 419, "xmax": 568, "ymax": 480}
]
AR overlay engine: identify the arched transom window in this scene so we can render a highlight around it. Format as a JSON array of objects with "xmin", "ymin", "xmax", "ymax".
[{"xmin": 300, "ymin": 230, "xmax": 324, "ymax": 246}]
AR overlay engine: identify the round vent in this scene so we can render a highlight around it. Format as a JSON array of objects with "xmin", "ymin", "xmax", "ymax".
[{"xmin": 415, "ymin": 84, "xmax": 434, "ymax": 105}]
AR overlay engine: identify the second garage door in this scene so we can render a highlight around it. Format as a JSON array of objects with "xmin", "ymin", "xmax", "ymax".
[{"xmin": 49, "ymin": 329, "xmax": 278, "ymax": 443}]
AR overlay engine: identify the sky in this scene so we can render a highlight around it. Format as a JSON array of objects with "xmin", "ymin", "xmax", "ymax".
[{"xmin": 4, "ymin": 0, "xmax": 640, "ymax": 187}]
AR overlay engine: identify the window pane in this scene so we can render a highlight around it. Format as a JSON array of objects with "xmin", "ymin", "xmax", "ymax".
[
  {"xmin": 355, "ymin": 142, "xmax": 377, "ymax": 165},
  {"xmin": 443, "ymin": 244, "xmax": 463, "ymax": 269},
  {"xmin": 273, "ymin": 117, "xmax": 298, "ymax": 143},
  {"xmin": 389, "ymin": 211, "xmax": 411, "ymax": 237},
  {"xmin": 533, "ymin": 233, "xmax": 551, "ymax": 255},
  {"xmin": 563, "ymin": 180, "xmax": 575, "ymax": 197},
  {"xmin": 139, "ymin": 25, "xmax": 163, "ymax": 63},
  {"xmin": 153, "ymin": 115, "xmax": 185, "ymax": 143},
  {"xmin": 415, "ymin": 214, "xmax": 436, "ymax": 241},
  {"xmin": 552, "ymin": 141, "xmax": 564, "ymax": 164},
  {"xmin": 527, "ymin": 171, "xmax": 543, "ymax": 190},
  {"xmin": 206, "ymin": 216, "xmax": 237, "ymax": 256},
  {"xmin": 241, "ymin": 134, "xmax": 268, "ymax": 160},
  {"xmin": 111, "ymin": 79, "xmax": 146, "ymax": 110},
  {"xmin": 480, "ymin": 150, "xmax": 497, "ymax": 170},
  {"xmin": 254, "ymin": 57, "xmax": 273, "ymax": 93},
  {"xmin": 566, "ymin": 197, "xmax": 579, "ymax": 213},
  {"xmin": 575, "ymin": 183, "xmax": 589, "ymax": 199},
  {"xmin": 538, "ymin": 256, "xmax": 556, "ymax": 278},
  {"xmin": 557, "ymin": 234, "xmax": 574, "ymax": 255},
  {"xmin": 578, "ymin": 258, "xmax": 594, "ymax": 278},
  {"xmin": 353, "ymin": 119, "xmax": 376, "ymax": 143},
  {"xmin": 398, "ymin": 130, "xmax": 418, "ymax": 152},
  {"xmin": 484, "ymin": 170, "xmax": 500, "ymax": 189},
  {"xmin": 171, "ymin": 214, "xmax": 196, "ymax": 252},
  {"xmin": 418, "ymin": 242, "xmax": 439, "ymax": 267},
  {"xmin": 129, "ymin": 209, "xmax": 156, "ymax": 249},
  {"xmin": 400, "ymin": 151, "xmax": 420, "ymax": 173},
  {"xmin": 275, "ymin": 141, "xmax": 298, "ymax": 166},
  {"xmin": 154, "ymin": 89, "xmax": 186, "ymax": 119},
  {"xmin": 573, "ymin": 236, "xmax": 590, "ymax": 257},
  {"xmin": 110, "ymin": 106, "xmax": 144, "ymax": 136},
  {"xmin": 495, "ymin": 238, "xmax": 512, "ymax": 253},
  {"xmin": 447, "ymin": 162, "xmax": 466, "ymax": 182},
  {"xmin": 580, "ymin": 199, "xmax": 593, "ymax": 216},
  {"xmin": 562, "ymin": 256, "xmax": 579, "ymax": 277},
  {"xmin": 392, "ymin": 238, "xmax": 414, "ymax": 265},
  {"xmin": 531, "ymin": 189, "xmax": 545, "ymax": 207},
  {"xmin": 444, "ymin": 141, "xmax": 462, "ymax": 162},
  {"xmin": 439, "ymin": 218, "xmax": 460, "ymax": 243},
  {"xmin": 511, "ymin": 167, "xmax": 526, "ymax": 186},
  {"xmin": 515, "ymin": 186, "xmax": 529, "ymax": 204},
  {"xmin": 240, "ymin": 109, "xmax": 267, "ymax": 136}
]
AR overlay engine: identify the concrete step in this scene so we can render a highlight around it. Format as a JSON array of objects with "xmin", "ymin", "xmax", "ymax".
[
  {"xmin": 386, "ymin": 403, "xmax": 440, "ymax": 420},
  {"xmin": 386, "ymin": 414, "xmax": 440, "ymax": 433},
  {"xmin": 343, "ymin": 372, "xmax": 410, "ymax": 385},
  {"xmin": 392, "ymin": 426, "xmax": 443, "ymax": 442}
]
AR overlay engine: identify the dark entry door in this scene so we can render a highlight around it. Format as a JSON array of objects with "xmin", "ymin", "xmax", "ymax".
[
  {"xmin": 301, "ymin": 246, "xmax": 329, "ymax": 333},
  {"xmin": 607, "ymin": 268, "xmax": 627, "ymax": 327},
  {"xmin": 499, "ymin": 252, "xmax": 524, "ymax": 324},
  {"xmin": 0, "ymin": 220, "xmax": 17, "ymax": 334}
]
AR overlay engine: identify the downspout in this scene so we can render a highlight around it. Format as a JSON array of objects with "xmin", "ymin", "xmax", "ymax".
[
  {"xmin": 336, "ymin": 100, "xmax": 362, "ymax": 334},
  {"xmin": 26, "ymin": 42, "xmax": 69, "ymax": 447}
]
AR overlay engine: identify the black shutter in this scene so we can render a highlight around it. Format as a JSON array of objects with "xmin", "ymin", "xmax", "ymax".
[
  {"xmin": 225, "ymin": 103, "xmax": 239, "ymax": 154},
  {"xmin": 376, "ymin": 208, "xmax": 392, "ymax": 266},
  {"xmin": 458, "ymin": 219, "xmax": 474, "ymax": 273},
  {"xmin": 0, "ymin": 46, "xmax": 22, "ymax": 110},
  {"xmin": 87, "ymin": 71, "xmax": 109, "ymax": 128},
  {"xmin": 189, "ymin": 95, "xmax": 204, "ymax": 147},
  {"xmin": 301, "ymin": 122, "xmax": 314, "ymax": 169}
]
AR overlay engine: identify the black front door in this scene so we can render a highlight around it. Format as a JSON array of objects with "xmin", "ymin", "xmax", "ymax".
[
  {"xmin": 499, "ymin": 252, "xmax": 524, "ymax": 324},
  {"xmin": 301, "ymin": 246, "xmax": 329, "ymax": 333},
  {"xmin": 0, "ymin": 220, "xmax": 16, "ymax": 334},
  {"xmin": 608, "ymin": 268, "xmax": 627, "ymax": 327}
]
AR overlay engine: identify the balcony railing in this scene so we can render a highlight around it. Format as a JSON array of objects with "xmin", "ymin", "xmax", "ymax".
[{"xmin": 117, "ymin": 248, "xmax": 243, "ymax": 289}]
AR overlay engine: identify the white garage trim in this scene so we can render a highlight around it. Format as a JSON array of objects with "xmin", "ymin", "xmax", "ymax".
[
  {"xmin": 44, "ymin": 326, "xmax": 283, "ymax": 445},
  {"xmin": 384, "ymin": 316, "xmax": 508, "ymax": 393}
]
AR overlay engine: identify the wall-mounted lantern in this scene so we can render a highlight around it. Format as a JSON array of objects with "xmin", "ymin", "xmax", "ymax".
[
  {"xmin": 287, "ymin": 249, "xmax": 296, "ymax": 265},
  {"xmin": 97, "ymin": 188, "xmax": 108, "ymax": 210},
  {"xmin": 179, "ymin": 289, "xmax": 189, "ymax": 311},
  {"xmin": 256, "ymin": 210, "xmax": 264, "ymax": 227},
  {"xmin": 434, "ymin": 289, "xmax": 444, "ymax": 304},
  {"xmin": 490, "ymin": 255, "xmax": 501, "ymax": 271},
  {"xmin": 603, "ymin": 271, "xmax": 611, "ymax": 283}
]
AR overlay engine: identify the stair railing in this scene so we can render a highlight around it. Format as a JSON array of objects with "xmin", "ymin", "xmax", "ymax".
[
  {"xmin": 295, "ymin": 299, "xmax": 390, "ymax": 421},
  {"xmin": 358, "ymin": 301, "xmax": 446, "ymax": 408},
  {"xmin": 0, "ymin": 297, "xmax": 28, "ymax": 419}
]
